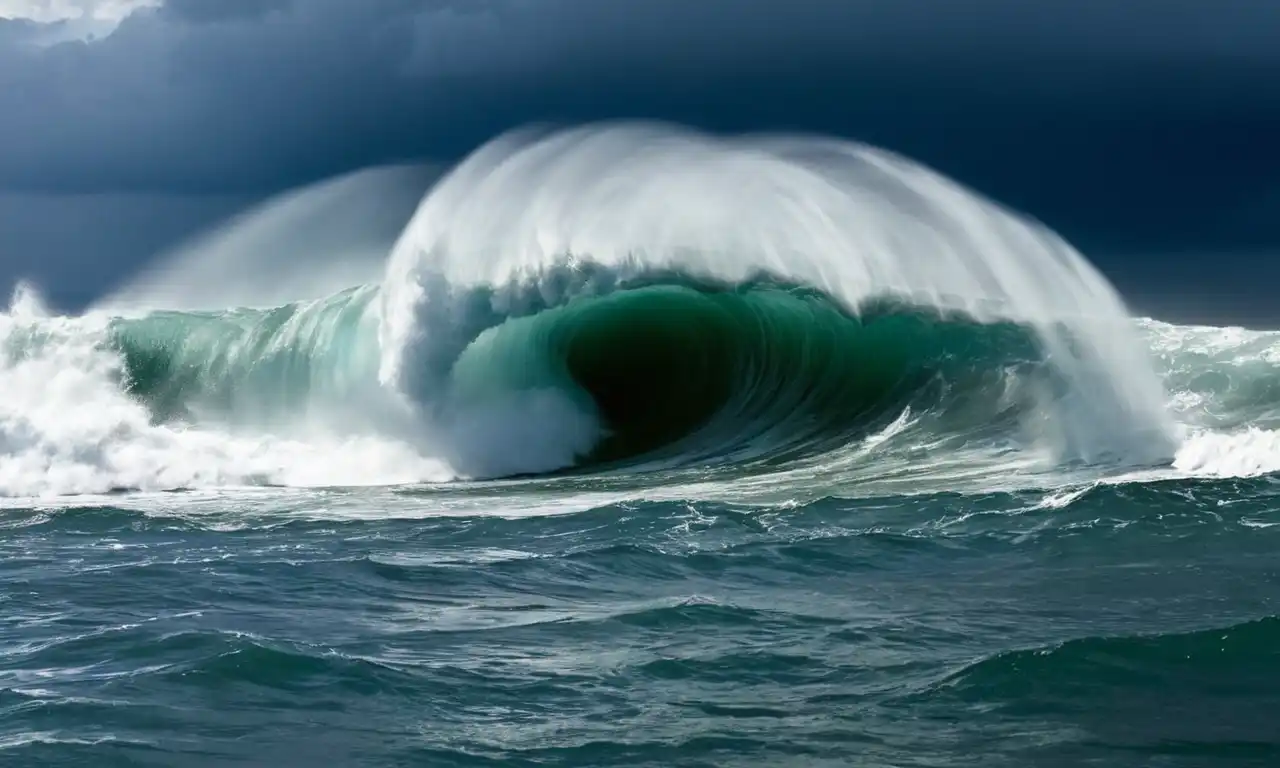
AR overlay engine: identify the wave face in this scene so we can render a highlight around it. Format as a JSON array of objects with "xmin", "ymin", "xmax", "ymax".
[
  {"xmin": 97, "ymin": 270, "xmax": 1044, "ymax": 481},
  {"xmin": 6, "ymin": 122, "xmax": 1280, "ymax": 497},
  {"xmin": 442, "ymin": 276, "xmax": 1047, "ymax": 472},
  {"xmin": 377, "ymin": 124, "xmax": 1177, "ymax": 476}
]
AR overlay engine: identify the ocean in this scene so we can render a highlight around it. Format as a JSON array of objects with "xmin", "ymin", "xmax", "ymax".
[{"xmin": 1, "ymin": 124, "xmax": 1277, "ymax": 767}]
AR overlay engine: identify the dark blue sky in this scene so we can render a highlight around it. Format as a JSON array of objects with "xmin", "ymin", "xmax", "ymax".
[{"xmin": 1, "ymin": 0, "xmax": 1277, "ymax": 324}]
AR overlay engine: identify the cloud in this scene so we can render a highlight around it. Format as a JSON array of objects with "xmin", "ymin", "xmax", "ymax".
[
  {"xmin": 0, "ymin": 0, "xmax": 1277, "ymax": 308},
  {"xmin": 0, "ymin": 0, "xmax": 430, "ymax": 193},
  {"xmin": 401, "ymin": 0, "xmax": 1280, "ymax": 73},
  {"xmin": 0, "ymin": 0, "xmax": 1276, "ymax": 195},
  {"xmin": 0, "ymin": 0, "xmax": 157, "ymax": 42},
  {"xmin": 0, "ymin": 0, "xmax": 156, "ymax": 23}
]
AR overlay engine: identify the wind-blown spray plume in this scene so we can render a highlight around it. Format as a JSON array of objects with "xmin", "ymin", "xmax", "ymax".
[{"xmin": 378, "ymin": 124, "xmax": 1177, "ymax": 474}]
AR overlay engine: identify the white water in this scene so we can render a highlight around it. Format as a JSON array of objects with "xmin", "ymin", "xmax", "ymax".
[
  {"xmin": 0, "ymin": 285, "xmax": 448, "ymax": 497},
  {"xmin": 0, "ymin": 123, "xmax": 1278, "ymax": 499},
  {"xmin": 379, "ymin": 123, "xmax": 1177, "ymax": 467}
]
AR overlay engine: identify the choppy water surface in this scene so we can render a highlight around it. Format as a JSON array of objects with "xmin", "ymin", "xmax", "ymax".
[{"xmin": 1, "ymin": 479, "xmax": 1277, "ymax": 767}]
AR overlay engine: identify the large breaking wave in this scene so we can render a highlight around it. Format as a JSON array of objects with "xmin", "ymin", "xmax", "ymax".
[{"xmin": 0, "ymin": 123, "xmax": 1273, "ymax": 497}]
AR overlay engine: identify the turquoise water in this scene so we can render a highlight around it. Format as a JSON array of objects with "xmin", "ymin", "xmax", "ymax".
[
  {"xmin": 1, "ymin": 479, "xmax": 1276, "ymax": 766},
  {"xmin": 111, "ymin": 280, "xmax": 1042, "ymax": 474}
]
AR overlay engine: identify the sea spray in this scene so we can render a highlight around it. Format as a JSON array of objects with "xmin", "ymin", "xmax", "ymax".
[{"xmin": 379, "ymin": 124, "xmax": 1177, "ymax": 471}]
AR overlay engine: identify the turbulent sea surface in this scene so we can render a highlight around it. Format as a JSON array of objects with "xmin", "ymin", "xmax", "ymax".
[{"xmin": 1, "ymin": 124, "xmax": 1278, "ymax": 766}]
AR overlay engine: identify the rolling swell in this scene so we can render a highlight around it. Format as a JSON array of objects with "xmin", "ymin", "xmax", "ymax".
[
  {"xmin": 945, "ymin": 617, "xmax": 1280, "ymax": 702},
  {"xmin": 934, "ymin": 617, "xmax": 1280, "ymax": 760},
  {"xmin": 104, "ymin": 270, "xmax": 1051, "ymax": 476}
]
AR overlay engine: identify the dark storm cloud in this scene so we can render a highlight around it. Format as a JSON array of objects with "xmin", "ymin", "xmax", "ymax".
[
  {"xmin": 1, "ymin": 0, "xmax": 1277, "ymax": 195},
  {"xmin": 1, "ymin": 0, "xmax": 1279, "ymax": 314},
  {"xmin": 0, "ymin": 0, "xmax": 421, "ymax": 193}
]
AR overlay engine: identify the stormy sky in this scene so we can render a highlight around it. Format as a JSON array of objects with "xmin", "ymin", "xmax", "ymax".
[{"xmin": 1, "ymin": 0, "xmax": 1278, "ymax": 322}]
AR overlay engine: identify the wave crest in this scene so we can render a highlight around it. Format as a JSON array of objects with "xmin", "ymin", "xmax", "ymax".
[{"xmin": 378, "ymin": 123, "xmax": 1176, "ymax": 470}]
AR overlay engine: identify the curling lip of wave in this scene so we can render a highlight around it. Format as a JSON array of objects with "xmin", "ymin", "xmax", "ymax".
[{"xmin": 376, "ymin": 123, "xmax": 1177, "ymax": 471}]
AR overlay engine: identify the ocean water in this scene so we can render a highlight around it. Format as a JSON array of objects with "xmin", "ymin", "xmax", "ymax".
[{"xmin": 1, "ymin": 124, "xmax": 1278, "ymax": 767}]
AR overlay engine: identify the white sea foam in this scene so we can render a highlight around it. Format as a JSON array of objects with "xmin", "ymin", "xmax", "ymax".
[
  {"xmin": 0, "ymin": 284, "xmax": 448, "ymax": 497},
  {"xmin": 1173, "ymin": 428, "xmax": 1280, "ymax": 479}
]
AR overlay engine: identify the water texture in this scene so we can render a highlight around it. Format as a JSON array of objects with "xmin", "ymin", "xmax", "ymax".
[{"xmin": 1, "ymin": 124, "xmax": 1276, "ymax": 766}]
